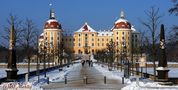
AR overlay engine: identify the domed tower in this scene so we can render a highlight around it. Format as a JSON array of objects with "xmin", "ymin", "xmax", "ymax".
[
  {"xmin": 112, "ymin": 11, "xmax": 132, "ymax": 56},
  {"xmin": 42, "ymin": 9, "xmax": 62, "ymax": 59}
]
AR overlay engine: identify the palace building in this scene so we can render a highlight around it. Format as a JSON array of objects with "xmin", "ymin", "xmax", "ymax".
[{"xmin": 39, "ymin": 9, "xmax": 140, "ymax": 63}]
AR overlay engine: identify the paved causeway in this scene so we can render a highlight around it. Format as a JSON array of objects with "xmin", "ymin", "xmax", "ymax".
[{"xmin": 41, "ymin": 63, "xmax": 125, "ymax": 90}]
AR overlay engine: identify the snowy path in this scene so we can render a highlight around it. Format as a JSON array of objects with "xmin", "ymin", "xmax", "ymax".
[{"xmin": 41, "ymin": 63, "xmax": 125, "ymax": 90}]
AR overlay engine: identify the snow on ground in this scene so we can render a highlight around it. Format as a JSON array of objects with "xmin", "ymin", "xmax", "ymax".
[
  {"xmin": 30, "ymin": 63, "xmax": 80, "ymax": 90},
  {"xmin": 136, "ymin": 67, "xmax": 178, "ymax": 77},
  {"xmin": 146, "ymin": 62, "xmax": 178, "ymax": 64},
  {"xmin": 0, "ymin": 63, "xmax": 80, "ymax": 90},
  {"xmin": 121, "ymin": 81, "xmax": 178, "ymax": 90},
  {"xmin": 0, "ymin": 68, "xmax": 37, "ymax": 78},
  {"xmin": 94, "ymin": 63, "xmax": 178, "ymax": 90},
  {"xmin": 1, "ymin": 60, "xmax": 178, "ymax": 90},
  {"xmin": 94, "ymin": 63, "xmax": 131, "ymax": 84}
]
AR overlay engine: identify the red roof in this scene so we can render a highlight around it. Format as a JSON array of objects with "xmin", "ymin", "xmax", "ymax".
[
  {"xmin": 114, "ymin": 22, "xmax": 131, "ymax": 29},
  {"xmin": 44, "ymin": 20, "xmax": 61, "ymax": 29}
]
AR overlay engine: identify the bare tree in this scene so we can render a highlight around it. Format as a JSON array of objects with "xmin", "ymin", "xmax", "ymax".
[
  {"xmin": 169, "ymin": 0, "xmax": 178, "ymax": 42},
  {"xmin": 168, "ymin": 0, "xmax": 178, "ymax": 62},
  {"xmin": 21, "ymin": 18, "xmax": 37, "ymax": 80},
  {"xmin": 106, "ymin": 39, "xmax": 116, "ymax": 70},
  {"xmin": 169, "ymin": 0, "xmax": 178, "ymax": 16},
  {"xmin": 1, "ymin": 13, "xmax": 23, "ymax": 47},
  {"xmin": 139, "ymin": 7, "xmax": 162, "ymax": 81}
]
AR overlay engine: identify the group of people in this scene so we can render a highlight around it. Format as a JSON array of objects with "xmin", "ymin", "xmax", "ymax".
[{"xmin": 81, "ymin": 60, "xmax": 93, "ymax": 67}]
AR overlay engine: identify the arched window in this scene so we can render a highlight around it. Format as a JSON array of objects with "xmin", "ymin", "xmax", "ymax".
[
  {"xmin": 78, "ymin": 50, "xmax": 81, "ymax": 54},
  {"xmin": 92, "ymin": 49, "xmax": 94, "ymax": 54}
]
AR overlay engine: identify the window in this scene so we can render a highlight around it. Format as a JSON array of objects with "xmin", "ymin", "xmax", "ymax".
[
  {"xmin": 85, "ymin": 34, "xmax": 87, "ymax": 36},
  {"xmin": 66, "ymin": 39, "xmax": 67, "ymax": 41},
  {"xmin": 85, "ymin": 37, "xmax": 87, "ymax": 40},
  {"xmin": 92, "ymin": 38, "xmax": 94, "ymax": 41},
  {"xmin": 102, "ymin": 43, "xmax": 104, "ymax": 46},
  {"xmin": 92, "ymin": 34, "xmax": 94, "ymax": 36},
  {"xmin": 117, "ymin": 32, "xmax": 118, "ymax": 35},
  {"xmin": 117, "ymin": 37, "xmax": 118, "ymax": 40},
  {"xmin": 98, "ymin": 39, "xmax": 99, "ymax": 41},
  {"xmin": 122, "ymin": 37, "xmax": 124, "ymax": 40},
  {"xmin": 135, "ymin": 35, "xmax": 137, "ymax": 38},
  {"xmin": 106, "ymin": 34, "xmax": 108, "ymax": 36},
  {"xmin": 128, "ymin": 37, "xmax": 129, "ymax": 40},
  {"xmin": 122, "ymin": 42, "xmax": 124, "ymax": 45},
  {"xmin": 79, "ymin": 38, "xmax": 80, "ymax": 41},
  {"xmin": 106, "ymin": 39, "xmax": 108, "ymax": 41},
  {"xmin": 117, "ymin": 42, "xmax": 119, "ymax": 45},
  {"xmin": 92, "ymin": 43, "xmax": 94, "ymax": 46},
  {"xmin": 102, "ymin": 34, "xmax": 104, "ymax": 36},
  {"xmin": 98, "ymin": 43, "xmax": 99, "ymax": 46},
  {"xmin": 51, "ymin": 37, "xmax": 53, "ymax": 40},
  {"xmin": 92, "ymin": 49, "xmax": 94, "ymax": 53},
  {"xmin": 79, "ymin": 43, "xmax": 80, "ymax": 46},
  {"xmin": 78, "ymin": 50, "xmax": 81, "ymax": 53},
  {"xmin": 102, "ymin": 38, "xmax": 104, "ymax": 41},
  {"xmin": 73, "ymin": 38, "xmax": 75, "ymax": 41},
  {"xmin": 79, "ymin": 34, "xmax": 81, "ymax": 37},
  {"xmin": 57, "ymin": 37, "xmax": 59, "ymax": 40},
  {"xmin": 85, "ymin": 43, "xmax": 88, "ymax": 47}
]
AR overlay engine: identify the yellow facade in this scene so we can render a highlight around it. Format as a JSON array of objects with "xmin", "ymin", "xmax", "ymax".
[{"xmin": 39, "ymin": 10, "xmax": 140, "ymax": 60}]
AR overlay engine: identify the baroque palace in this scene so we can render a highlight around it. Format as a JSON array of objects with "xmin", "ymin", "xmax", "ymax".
[{"xmin": 39, "ymin": 9, "xmax": 140, "ymax": 63}]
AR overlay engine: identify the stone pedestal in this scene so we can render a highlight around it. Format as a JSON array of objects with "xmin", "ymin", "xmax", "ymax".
[
  {"xmin": 6, "ymin": 69, "xmax": 18, "ymax": 82},
  {"xmin": 156, "ymin": 69, "xmax": 169, "ymax": 82}
]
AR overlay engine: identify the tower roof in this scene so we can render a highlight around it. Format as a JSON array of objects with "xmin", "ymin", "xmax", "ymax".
[
  {"xmin": 44, "ymin": 9, "xmax": 62, "ymax": 29},
  {"xmin": 114, "ymin": 11, "xmax": 131, "ymax": 29},
  {"xmin": 50, "ymin": 9, "xmax": 55, "ymax": 19}
]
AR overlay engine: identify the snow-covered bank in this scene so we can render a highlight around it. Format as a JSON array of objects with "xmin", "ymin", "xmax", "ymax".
[
  {"xmin": 136, "ymin": 67, "xmax": 178, "ymax": 77},
  {"xmin": 0, "ymin": 63, "xmax": 80, "ymax": 90},
  {"xmin": 0, "ymin": 68, "xmax": 37, "ymax": 78},
  {"xmin": 94, "ymin": 63, "xmax": 131, "ymax": 84},
  {"xmin": 121, "ymin": 81, "xmax": 178, "ymax": 90},
  {"xmin": 94, "ymin": 63, "xmax": 178, "ymax": 90},
  {"xmin": 30, "ymin": 63, "xmax": 80, "ymax": 90}
]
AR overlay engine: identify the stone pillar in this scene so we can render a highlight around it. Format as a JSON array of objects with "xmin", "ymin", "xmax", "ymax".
[
  {"xmin": 156, "ymin": 24, "xmax": 169, "ymax": 82},
  {"xmin": 6, "ymin": 21, "xmax": 18, "ymax": 81}
]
